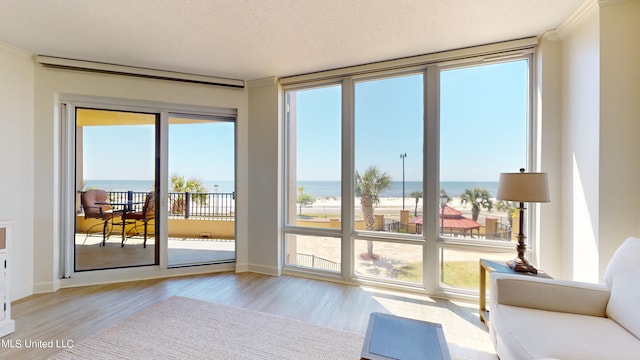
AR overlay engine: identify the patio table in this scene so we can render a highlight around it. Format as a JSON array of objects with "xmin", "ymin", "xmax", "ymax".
[{"xmin": 96, "ymin": 201, "xmax": 144, "ymax": 246}]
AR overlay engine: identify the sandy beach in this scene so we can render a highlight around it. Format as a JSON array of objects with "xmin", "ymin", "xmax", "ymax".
[{"xmin": 301, "ymin": 196, "xmax": 509, "ymax": 223}]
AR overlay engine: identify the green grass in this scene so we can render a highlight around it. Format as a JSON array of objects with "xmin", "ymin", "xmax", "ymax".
[
  {"xmin": 442, "ymin": 261, "xmax": 481, "ymax": 289},
  {"xmin": 397, "ymin": 260, "xmax": 482, "ymax": 290},
  {"xmin": 397, "ymin": 262, "xmax": 423, "ymax": 282},
  {"xmin": 300, "ymin": 213, "xmax": 340, "ymax": 219}
]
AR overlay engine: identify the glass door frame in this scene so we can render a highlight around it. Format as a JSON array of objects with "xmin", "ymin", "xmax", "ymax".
[
  {"xmin": 166, "ymin": 112, "xmax": 238, "ymax": 267},
  {"xmin": 60, "ymin": 95, "xmax": 237, "ymax": 278},
  {"xmin": 73, "ymin": 106, "xmax": 160, "ymax": 271}
]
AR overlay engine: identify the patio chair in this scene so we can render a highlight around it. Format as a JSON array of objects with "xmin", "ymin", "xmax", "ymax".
[
  {"xmin": 80, "ymin": 189, "xmax": 122, "ymax": 246},
  {"xmin": 123, "ymin": 191, "xmax": 155, "ymax": 248}
]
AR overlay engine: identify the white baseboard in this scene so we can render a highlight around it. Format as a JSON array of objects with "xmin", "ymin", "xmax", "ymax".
[
  {"xmin": 235, "ymin": 262, "xmax": 250, "ymax": 273},
  {"xmin": 10, "ymin": 285, "xmax": 34, "ymax": 301},
  {"xmin": 246, "ymin": 264, "xmax": 281, "ymax": 276},
  {"xmin": 33, "ymin": 279, "xmax": 61, "ymax": 295},
  {"xmin": 27, "ymin": 262, "xmax": 280, "ymax": 295},
  {"xmin": 60, "ymin": 263, "xmax": 235, "ymax": 288}
]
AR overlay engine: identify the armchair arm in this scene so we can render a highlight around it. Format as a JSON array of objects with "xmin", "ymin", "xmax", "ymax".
[{"xmin": 490, "ymin": 273, "xmax": 610, "ymax": 317}]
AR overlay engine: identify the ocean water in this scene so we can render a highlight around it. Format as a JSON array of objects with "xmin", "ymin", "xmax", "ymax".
[
  {"xmin": 84, "ymin": 179, "xmax": 498, "ymax": 198},
  {"xmin": 297, "ymin": 181, "xmax": 499, "ymax": 198},
  {"xmin": 83, "ymin": 180, "xmax": 236, "ymax": 193}
]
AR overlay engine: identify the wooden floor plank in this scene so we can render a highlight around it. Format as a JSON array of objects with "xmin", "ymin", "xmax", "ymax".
[{"xmin": 1, "ymin": 272, "xmax": 497, "ymax": 360}]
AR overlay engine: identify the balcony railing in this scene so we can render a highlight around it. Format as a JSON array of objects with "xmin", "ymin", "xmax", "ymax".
[
  {"xmin": 296, "ymin": 253, "xmax": 340, "ymax": 272},
  {"xmin": 83, "ymin": 190, "xmax": 235, "ymax": 220},
  {"xmin": 167, "ymin": 191, "xmax": 235, "ymax": 219}
]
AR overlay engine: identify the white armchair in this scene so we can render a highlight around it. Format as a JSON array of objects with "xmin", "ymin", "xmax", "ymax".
[{"xmin": 488, "ymin": 236, "xmax": 640, "ymax": 360}]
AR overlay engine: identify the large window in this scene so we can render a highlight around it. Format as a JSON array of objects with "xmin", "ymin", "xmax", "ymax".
[
  {"xmin": 283, "ymin": 46, "xmax": 534, "ymax": 296},
  {"xmin": 284, "ymin": 84, "xmax": 342, "ymax": 272},
  {"xmin": 354, "ymin": 74, "xmax": 423, "ymax": 237},
  {"xmin": 353, "ymin": 74, "xmax": 424, "ymax": 284},
  {"xmin": 439, "ymin": 60, "xmax": 529, "ymax": 291}
]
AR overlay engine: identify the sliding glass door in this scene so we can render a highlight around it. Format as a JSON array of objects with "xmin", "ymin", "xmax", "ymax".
[
  {"xmin": 65, "ymin": 103, "xmax": 237, "ymax": 275},
  {"xmin": 74, "ymin": 108, "xmax": 158, "ymax": 271},
  {"xmin": 167, "ymin": 114, "xmax": 236, "ymax": 267}
]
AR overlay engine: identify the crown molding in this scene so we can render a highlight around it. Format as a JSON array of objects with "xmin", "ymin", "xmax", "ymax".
[
  {"xmin": 0, "ymin": 41, "xmax": 31, "ymax": 58},
  {"xmin": 544, "ymin": 0, "xmax": 599, "ymax": 41},
  {"xmin": 544, "ymin": 0, "xmax": 631, "ymax": 40},
  {"xmin": 598, "ymin": 0, "xmax": 628, "ymax": 6}
]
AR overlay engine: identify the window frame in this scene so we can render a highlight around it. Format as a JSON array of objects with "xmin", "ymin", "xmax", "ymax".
[{"xmin": 281, "ymin": 42, "xmax": 538, "ymax": 298}]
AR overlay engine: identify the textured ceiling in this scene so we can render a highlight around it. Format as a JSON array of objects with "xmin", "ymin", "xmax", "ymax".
[{"xmin": 0, "ymin": 0, "xmax": 585, "ymax": 81}]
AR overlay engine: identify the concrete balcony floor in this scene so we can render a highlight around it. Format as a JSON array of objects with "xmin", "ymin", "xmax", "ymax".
[{"xmin": 74, "ymin": 234, "xmax": 235, "ymax": 271}]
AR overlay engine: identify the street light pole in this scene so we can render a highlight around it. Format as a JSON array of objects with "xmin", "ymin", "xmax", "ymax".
[
  {"xmin": 400, "ymin": 153, "xmax": 407, "ymax": 209},
  {"xmin": 440, "ymin": 194, "xmax": 448, "ymax": 235}
]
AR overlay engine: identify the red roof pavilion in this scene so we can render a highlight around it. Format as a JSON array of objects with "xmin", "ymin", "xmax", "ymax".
[{"xmin": 412, "ymin": 205, "xmax": 481, "ymax": 236}]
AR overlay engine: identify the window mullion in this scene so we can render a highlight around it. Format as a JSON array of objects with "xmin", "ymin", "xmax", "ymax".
[
  {"xmin": 424, "ymin": 65, "xmax": 440, "ymax": 293},
  {"xmin": 341, "ymin": 77, "xmax": 355, "ymax": 281}
]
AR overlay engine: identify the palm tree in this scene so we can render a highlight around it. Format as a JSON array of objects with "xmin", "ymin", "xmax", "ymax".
[
  {"xmin": 460, "ymin": 187, "xmax": 493, "ymax": 221},
  {"xmin": 495, "ymin": 200, "xmax": 519, "ymax": 239},
  {"xmin": 355, "ymin": 166, "xmax": 392, "ymax": 259},
  {"xmin": 411, "ymin": 191, "xmax": 422, "ymax": 216},
  {"xmin": 170, "ymin": 174, "xmax": 208, "ymax": 214},
  {"xmin": 297, "ymin": 186, "xmax": 316, "ymax": 216}
]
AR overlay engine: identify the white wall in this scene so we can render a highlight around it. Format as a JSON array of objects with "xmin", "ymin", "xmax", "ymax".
[
  {"xmin": 537, "ymin": 37, "xmax": 564, "ymax": 277},
  {"xmin": 597, "ymin": 0, "xmax": 640, "ymax": 274},
  {"xmin": 244, "ymin": 77, "xmax": 281, "ymax": 275},
  {"xmin": 560, "ymin": 7, "xmax": 601, "ymax": 282},
  {"xmin": 0, "ymin": 43, "xmax": 35, "ymax": 300},
  {"xmin": 541, "ymin": 0, "xmax": 640, "ymax": 281},
  {"xmin": 32, "ymin": 64, "xmax": 249, "ymax": 292}
]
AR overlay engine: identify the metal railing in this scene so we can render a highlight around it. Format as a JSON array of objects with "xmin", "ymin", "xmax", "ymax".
[
  {"xmin": 80, "ymin": 190, "xmax": 235, "ymax": 220},
  {"xmin": 168, "ymin": 191, "xmax": 235, "ymax": 219},
  {"xmin": 296, "ymin": 253, "xmax": 340, "ymax": 272},
  {"xmin": 382, "ymin": 219, "xmax": 401, "ymax": 232}
]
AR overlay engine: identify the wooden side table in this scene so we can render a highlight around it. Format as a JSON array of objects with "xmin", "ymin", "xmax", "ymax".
[{"xmin": 479, "ymin": 259, "xmax": 552, "ymax": 323}]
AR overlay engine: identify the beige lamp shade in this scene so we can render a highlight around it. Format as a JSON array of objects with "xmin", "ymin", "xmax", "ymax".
[{"xmin": 497, "ymin": 171, "xmax": 550, "ymax": 203}]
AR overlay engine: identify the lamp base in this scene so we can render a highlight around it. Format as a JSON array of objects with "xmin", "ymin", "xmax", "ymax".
[{"xmin": 506, "ymin": 258, "xmax": 538, "ymax": 274}]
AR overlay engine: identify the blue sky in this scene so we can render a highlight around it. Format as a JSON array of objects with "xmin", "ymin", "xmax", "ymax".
[
  {"xmin": 440, "ymin": 60, "xmax": 527, "ymax": 181},
  {"xmin": 294, "ymin": 59, "xmax": 527, "ymax": 182},
  {"xmin": 83, "ymin": 120, "xmax": 235, "ymax": 182},
  {"xmin": 83, "ymin": 124, "xmax": 155, "ymax": 180},
  {"xmin": 168, "ymin": 121, "xmax": 235, "ymax": 181},
  {"xmin": 83, "ymin": 59, "xmax": 526, "ymax": 184}
]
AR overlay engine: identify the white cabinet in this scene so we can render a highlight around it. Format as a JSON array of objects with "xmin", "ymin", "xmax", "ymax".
[{"xmin": 0, "ymin": 220, "xmax": 15, "ymax": 337}]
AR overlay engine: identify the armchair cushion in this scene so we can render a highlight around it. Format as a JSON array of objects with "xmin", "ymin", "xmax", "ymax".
[
  {"xmin": 490, "ymin": 273, "xmax": 610, "ymax": 317},
  {"xmin": 489, "ymin": 236, "xmax": 640, "ymax": 360},
  {"xmin": 602, "ymin": 236, "xmax": 640, "ymax": 338},
  {"xmin": 492, "ymin": 304, "xmax": 640, "ymax": 360}
]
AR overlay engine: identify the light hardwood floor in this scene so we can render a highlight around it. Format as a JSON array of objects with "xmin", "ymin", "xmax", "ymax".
[{"xmin": 1, "ymin": 272, "xmax": 497, "ymax": 360}]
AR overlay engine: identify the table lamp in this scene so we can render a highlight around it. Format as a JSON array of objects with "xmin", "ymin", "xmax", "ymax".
[{"xmin": 497, "ymin": 168, "xmax": 549, "ymax": 274}]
